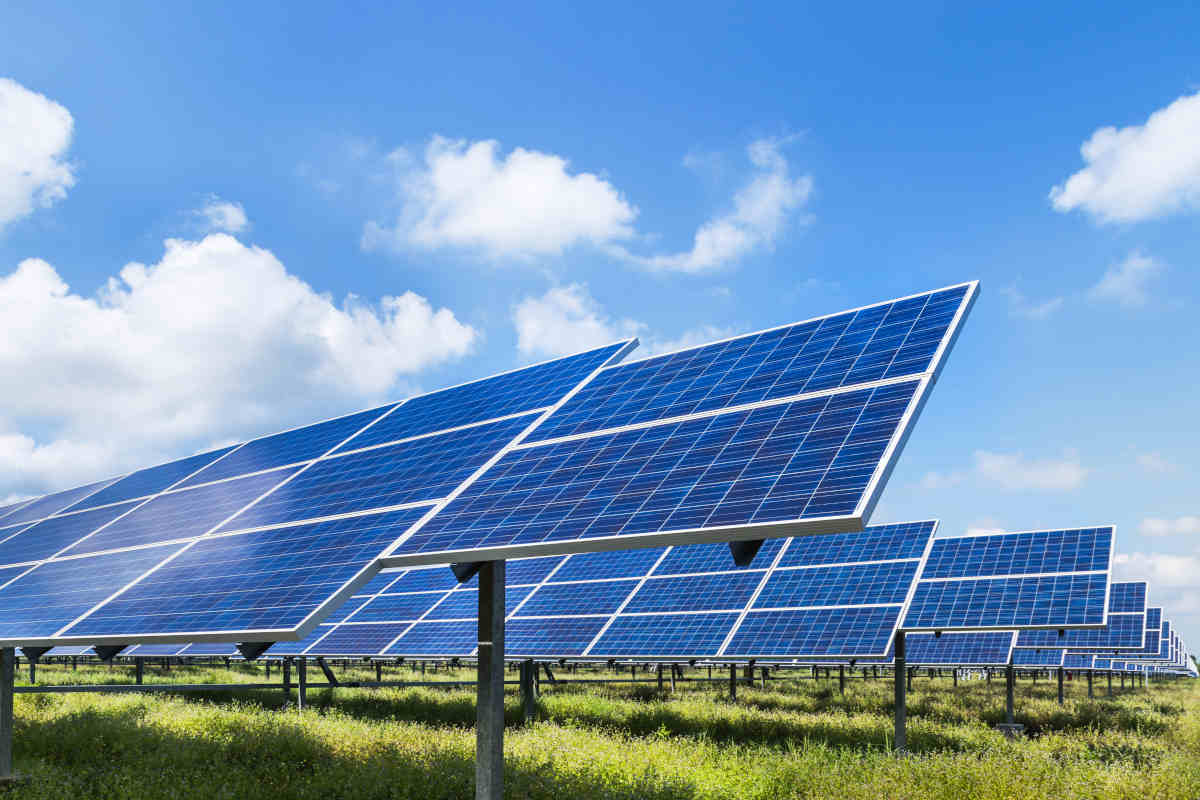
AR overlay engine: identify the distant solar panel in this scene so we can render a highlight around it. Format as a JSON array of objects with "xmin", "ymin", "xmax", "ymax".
[
  {"xmin": 902, "ymin": 527, "xmax": 1113, "ymax": 631},
  {"xmin": 1012, "ymin": 647, "xmax": 1065, "ymax": 667},
  {"xmin": 858, "ymin": 631, "xmax": 1016, "ymax": 666},
  {"xmin": 384, "ymin": 283, "xmax": 977, "ymax": 566},
  {"xmin": 1015, "ymin": 581, "xmax": 1145, "ymax": 651},
  {"xmin": 1063, "ymin": 653, "xmax": 1093, "ymax": 670},
  {"xmin": 270, "ymin": 521, "xmax": 937, "ymax": 659},
  {"xmin": 0, "ymin": 342, "xmax": 634, "ymax": 647}
]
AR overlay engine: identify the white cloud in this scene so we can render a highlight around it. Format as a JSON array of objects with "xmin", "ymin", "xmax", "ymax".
[
  {"xmin": 1000, "ymin": 286, "xmax": 1064, "ymax": 320},
  {"xmin": 1087, "ymin": 252, "xmax": 1160, "ymax": 307},
  {"xmin": 512, "ymin": 284, "xmax": 735, "ymax": 360},
  {"xmin": 973, "ymin": 449, "xmax": 1088, "ymax": 490},
  {"xmin": 1050, "ymin": 90, "xmax": 1200, "ymax": 223},
  {"xmin": 625, "ymin": 138, "xmax": 813, "ymax": 273},
  {"xmin": 965, "ymin": 518, "xmax": 1007, "ymax": 537},
  {"xmin": 197, "ymin": 196, "xmax": 248, "ymax": 233},
  {"xmin": 918, "ymin": 470, "xmax": 966, "ymax": 490},
  {"xmin": 363, "ymin": 136, "xmax": 637, "ymax": 259},
  {"xmin": 1113, "ymin": 552, "xmax": 1200, "ymax": 588},
  {"xmin": 1139, "ymin": 516, "xmax": 1200, "ymax": 537},
  {"xmin": 364, "ymin": 135, "xmax": 812, "ymax": 272},
  {"xmin": 0, "ymin": 233, "xmax": 476, "ymax": 496},
  {"xmin": 1136, "ymin": 452, "xmax": 1176, "ymax": 473},
  {"xmin": 0, "ymin": 78, "xmax": 75, "ymax": 231}
]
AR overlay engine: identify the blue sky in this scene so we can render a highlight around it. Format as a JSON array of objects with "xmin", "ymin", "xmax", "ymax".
[{"xmin": 2, "ymin": 1, "xmax": 1198, "ymax": 651}]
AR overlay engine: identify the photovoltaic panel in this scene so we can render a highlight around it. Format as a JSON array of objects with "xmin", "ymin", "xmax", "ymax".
[
  {"xmin": 0, "ymin": 498, "xmax": 35, "ymax": 524},
  {"xmin": 65, "ymin": 445, "xmax": 239, "ymax": 512},
  {"xmin": 902, "ymin": 527, "xmax": 1113, "ymax": 632},
  {"xmin": 277, "ymin": 520, "xmax": 937, "ymax": 660},
  {"xmin": 1016, "ymin": 581, "xmax": 1145, "ymax": 651},
  {"xmin": 382, "ymin": 284, "xmax": 977, "ymax": 567},
  {"xmin": 1012, "ymin": 647, "xmax": 1065, "ymax": 667},
  {"xmin": 175, "ymin": 406, "xmax": 397, "ymax": 489},
  {"xmin": 0, "ymin": 479, "xmax": 117, "ymax": 528},
  {"xmin": 1063, "ymin": 653, "xmax": 1093, "ymax": 669},
  {"xmin": 0, "ymin": 342, "xmax": 635, "ymax": 647},
  {"xmin": 212, "ymin": 413, "xmax": 535, "ymax": 532},
  {"xmin": 856, "ymin": 631, "xmax": 1017, "ymax": 666}
]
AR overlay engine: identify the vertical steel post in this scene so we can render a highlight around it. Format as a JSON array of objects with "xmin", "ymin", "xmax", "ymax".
[
  {"xmin": 298, "ymin": 657, "xmax": 307, "ymax": 710},
  {"xmin": 1057, "ymin": 667, "xmax": 1064, "ymax": 705},
  {"xmin": 952, "ymin": 669, "xmax": 957, "ymax": 688},
  {"xmin": 0, "ymin": 648, "xmax": 12, "ymax": 780},
  {"xmin": 669, "ymin": 665, "xmax": 676, "ymax": 692},
  {"xmin": 1005, "ymin": 664, "xmax": 1015, "ymax": 724},
  {"xmin": 283, "ymin": 658, "xmax": 292, "ymax": 700},
  {"xmin": 520, "ymin": 659, "xmax": 535, "ymax": 723},
  {"xmin": 1087, "ymin": 669, "xmax": 1093, "ymax": 699},
  {"xmin": 136, "ymin": 658, "xmax": 144, "ymax": 685},
  {"xmin": 476, "ymin": 560, "xmax": 505, "ymax": 800},
  {"xmin": 838, "ymin": 664, "xmax": 845, "ymax": 695},
  {"xmin": 1107, "ymin": 671, "xmax": 1113, "ymax": 698},
  {"xmin": 728, "ymin": 664, "xmax": 737, "ymax": 701},
  {"xmin": 376, "ymin": 662, "xmax": 383, "ymax": 683},
  {"xmin": 894, "ymin": 631, "xmax": 906, "ymax": 752},
  {"xmin": 657, "ymin": 664, "xmax": 663, "ymax": 691}
]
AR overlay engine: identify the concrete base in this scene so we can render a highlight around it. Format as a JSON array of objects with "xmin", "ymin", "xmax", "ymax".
[{"xmin": 994, "ymin": 723, "xmax": 1025, "ymax": 739}]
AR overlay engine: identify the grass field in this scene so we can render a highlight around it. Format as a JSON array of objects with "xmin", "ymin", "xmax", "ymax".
[{"xmin": 6, "ymin": 660, "xmax": 1198, "ymax": 799}]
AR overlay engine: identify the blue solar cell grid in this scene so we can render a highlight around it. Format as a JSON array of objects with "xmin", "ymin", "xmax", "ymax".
[
  {"xmin": 920, "ymin": 528, "xmax": 1112, "ymax": 579},
  {"xmin": 907, "ymin": 632, "xmax": 1015, "ymax": 665},
  {"xmin": 904, "ymin": 574, "xmax": 1108, "ymax": 630},
  {"xmin": 1016, "ymin": 581, "xmax": 1145, "ymax": 650},
  {"xmin": 1109, "ymin": 581, "xmax": 1147, "ymax": 613},
  {"xmin": 725, "ymin": 606, "xmax": 899, "ymax": 657},
  {"xmin": 1013, "ymin": 648, "xmax": 1064, "ymax": 667},
  {"xmin": 0, "ymin": 479, "xmax": 116, "ymax": 528},
  {"xmin": 754, "ymin": 561, "xmax": 918, "ymax": 609},
  {"xmin": 61, "ymin": 507, "xmax": 429, "ymax": 637},
  {"xmin": 528, "ymin": 285, "xmax": 971, "ymax": 443},
  {"xmin": 216, "ymin": 413, "xmax": 533, "ymax": 532},
  {"xmin": 399, "ymin": 380, "xmax": 921, "ymax": 556},
  {"xmin": 178, "ymin": 406, "xmax": 394, "ymax": 489},
  {"xmin": 345, "ymin": 341, "xmax": 632, "ymax": 448},
  {"xmin": 0, "ymin": 501, "xmax": 141, "ymax": 566},
  {"xmin": 67, "ymin": 445, "xmax": 238, "ymax": 512}
]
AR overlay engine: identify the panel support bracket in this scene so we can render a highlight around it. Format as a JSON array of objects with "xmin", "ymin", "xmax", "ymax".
[
  {"xmin": 452, "ymin": 562, "xmax": 484, "ymax": 583},
  {"xmin": 236, "ymin": 642, "xmax": 274, "ymax": 661},
  {"xmin": 728, "ymin": 540, "xmax": 764, "ymax": 567},
  {"xmin": 94, "ymin": 645, "xmax": 127, "ymax": 662}
]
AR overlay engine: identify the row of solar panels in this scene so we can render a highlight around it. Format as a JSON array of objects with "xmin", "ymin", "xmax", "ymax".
[
  {"xmin": 29, "ymin": 523, "xmax": 1193, "ymax": 676},
  {"xmin": 0, "ymin": 284, "xmax": 979, "ymax": 650}
]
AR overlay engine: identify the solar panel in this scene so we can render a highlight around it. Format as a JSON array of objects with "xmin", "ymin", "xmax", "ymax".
[
  {"xmin": 1063, "ymin": 653, "xmax": 1093, "ymax": 669},
  {"xmin": 858, "ymin": 631, "xmax": 1017, "ymax": 666},
  {"xmin": 269, "ymin": 521, "xmax": 937, "ymax": 659},
  {"xmin": 383, "ymin": 284, "xmax": 977, "ymax": 566},
  {"xmin": 1012, "ymin": 647, "xmax": 1065, "ymax": 667},
  {"xmin": 0, "ymin": 342, "xmax": 634, "ymax": 647},
  {"xmin": 1015, "ymin": 581, "xmax": 1145, "ymax": 651},
  {"xmin": 902, "ymin": 527, "xmax": 1113, "ymax": 631}
]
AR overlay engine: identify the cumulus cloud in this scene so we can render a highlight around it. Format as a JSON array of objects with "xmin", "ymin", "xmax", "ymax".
[
  {"xmin": 624, "ymin": 138, "xmax": 813, "ymax": 273},
  {"xmin": 197, "ymin": 196, "xmax": 248, "ymax": 233},
  {"xmin": 1113, "ymin": 552, "xmax": 1200, "ymax": 588},
  {"xmin": 922, "ymin": 450, "xmax": 1088, "ymax": 492},
  {"xmin": 1050, "ymin": 90, "xmax": 1200, "ymax": 223},
  {"xmin": 973, "ymin": 449, "xmax": 1088, "ymax": 490},
  {"xmin": 512, "ymin": 284, "xmax": 735, "ymax": 360},
  {"xmin": 1087, "ymin": 252, "xmax": 1161, "ymax": 307},
  {"xmin": 0, "ymin": 234, "xmax": 476, "ymax": 496},
  {"xmin": 965, "ymin": 518, "xmax": 1007, "ymax": 537},
  {"xmin": 0, "ymin": 78, "xmax": 75, "ymax": 230},
  {"xmin": 363, "ymin": 136, "xmax": 637, "ymax": 258},
  {"xmin": 364, "ymin": 135, "xmax": 812, "ymax": 272},
  {"xmin": 1000, "ymin": 287, "xmax": 1064, "ymax": 320},
  {"xmin": 1136, "ymin": 452, "xmax": 1176, "ymax": 473},
  {"xmin": 1139, "ymin": 517, "xmax": 1200, "ymax": 537}
]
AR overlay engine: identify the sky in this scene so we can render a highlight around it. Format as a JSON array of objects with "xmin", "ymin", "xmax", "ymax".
[{"xmin": 1, "ymin": 1, "xmax": 1198, "ymax": 653}]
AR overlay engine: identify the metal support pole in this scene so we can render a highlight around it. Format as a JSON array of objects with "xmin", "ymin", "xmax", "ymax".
[
  {"xmin": 1057, "ymin": 667, "xmax": 1064, "ymax": 705},
  {"xmin": 760, "ymin": 666, "xmax": 767, "ymax": 689},
  {"xmin": 1005, "ymin": 664, "xmax": 1015, "ymax": 724},
  {"xmin": 669, "ymin": 665, "xmax": 676, "ymax": 692},
  {"xmin": 1087, "ymin": 669, "xmax": 1093, "ymax": 699},
  {"xmin": 952, "ymin": 669, "xmax": 957, "ymax": 687},
  {"xmin": 906, "ymin": 667, "xmax": 912, "ymax": 692},
  {"xmin": 0, "ymin": 648, "xmax": 13, "ymax": 780},
  {"xmin": 728, "ymin": 664, "xmax": 736, "ymax": 701},
  {"xmin": 27, "ymin": 659, "xmax": 33, "ymax": 686},
  {"xmin": 476, "ymin": 560, "xmax": 505, "ymax": 800},
  {"xmin": 136, "ymin": 658, "xmax": 144, "ymax": 686},
  {"xmin": 297, "ymin": 658, "xmax": 307, "ymax": 710},
  {"xmin": 376, "ymin": 662, "xmax": 382, "ymax": 682},
  {"xmin": 519, "ymin": 660, "xmax": 535, "ymax": 723},
  {"xmin": 838, "ymin": 664, "xmax": 845, "ymax": 695},
  {"xmin": 283, "ymin": 658, "xmax": 292, "ymax": 699},
  {"xmin": 1107, "ymin": 671, "xmax": 1112, "ymax": 698},
  {"xmin": 893, "ymin": 631, "xmax": 906, "ymax": 752},
  {"xmin": 656, "ymin": 664, "xmax": 663, "ymax": 691}
]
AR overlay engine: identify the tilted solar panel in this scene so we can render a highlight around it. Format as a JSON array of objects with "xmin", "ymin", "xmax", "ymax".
[
  {"xmin": 1012, "ymin": 647, "xmax": 1065, "ymax": 667},
  {"xmin": 267, "ymin": 521, "xmax": 937, "ymax": 660},
  {"xmin": 858, "ymin": 630, "xmax": 1017, "ymax": 666},
  {"xmin": 902, "ymin": 527, "xmax": 1113, "ymax": 632},
  {"xmin": 383, "ymin": 283, "xmax": 977, "ymax": 566},
  {"xmin": 0, "ymin": 342, "xmax": 634, "ymax": 647},
  {"xmin": 1015, "ymin": 581, "xmax": 1146, "ymax": 651}
]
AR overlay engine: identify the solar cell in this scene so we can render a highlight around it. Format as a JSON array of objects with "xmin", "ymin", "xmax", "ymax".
[
  {"xmin": 0, "ymin": 479, "xmax": 117, "ymax": 528},
  {"xmin": 1016, "ymin": 581, "xmax": 1145, "ymax": 650},
  {"xmin": 1012, "ymin": 647, "xmax": 1065, "ymax": 667},
  {"xmin": 383, "ymin": 284, "xmax": 976, "ymax": 566},
  {"xmin": 0, "ymin": 501, "xmax": 141, "ymax": 565},
  {"xmin": 901, "ymin": 527, "xmax": 1113, "ymax": 631}
]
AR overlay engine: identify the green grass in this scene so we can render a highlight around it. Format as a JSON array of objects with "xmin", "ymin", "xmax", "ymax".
[{"xmin": 7, "ymin": 660, "xmax": 1200, "ymax": 799}]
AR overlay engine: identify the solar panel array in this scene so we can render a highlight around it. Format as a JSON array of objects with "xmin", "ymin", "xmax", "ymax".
[
  {"xmin": 383, "ymin": 283, "xmax": 978, "ymax": 565},
  {"xmin": 0, "ymin": 342, "xmax": 634, "ymax": 647},
  {"xmin": 1016, "ymin": 581, "xmax": 1146, "ymax": 651},
  {"xmin": 266, "ymin": 521, "xmax": 937, "ymax": 659},
  {"xmin": 901, "ymin": 527, "xmax": 1113, "ymax": 631}
]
